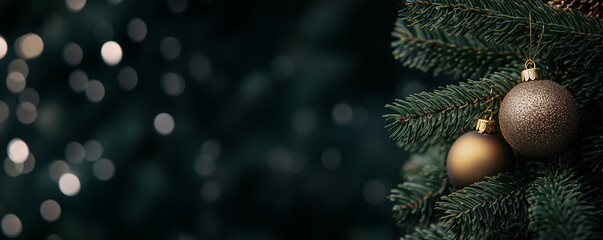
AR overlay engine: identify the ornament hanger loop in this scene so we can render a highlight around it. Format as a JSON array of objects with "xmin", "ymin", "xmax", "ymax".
[
  {"xmin": 483, "ymin": 109, "xmax": 494, "ymax": 121},
  {"xmin": 525, "ymin": 59, "xmax": 536, "ymax": 69}
]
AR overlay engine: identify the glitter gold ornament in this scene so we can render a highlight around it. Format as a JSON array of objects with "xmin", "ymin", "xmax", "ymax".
[
  {"xmin": 499, "ymin": 61, "xmax": 580, "ymax": 158},
  {"xmin": 447, "ymin": 111, "xmax": 515, "ymax": 188}
]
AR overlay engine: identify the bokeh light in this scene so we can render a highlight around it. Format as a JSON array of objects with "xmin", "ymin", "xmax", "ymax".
[
  {"xmin": 7, "ymin": 138, "xmax": 29, "ymax": 164},
  {"xmin": 188, "ymin": 54, "xmax": 211, "ymax": 81},
  {"xmin": 100, "ymin": 41, "xmax": 122, "ymax": 66},
  {"xmin": 22, "ymin": 153, "xmax": 35, "ymax": 174},
  {"xmin": 1, "ymin": 214, "xmax": 22, "ymax": 238},
  {"xmin": 58, "ymin": 173, "xmax": 81, "ymax": 196},
  {"xmin": 68, "ymin": 69, "xmax": 88, "ymax": 92},
  {"xmin": 201, "ymin": 181, "xmax": 220, "ymax": 202},
  {"xmin": 168, "ymin": 0, "xmax": 188, "ymax": 13},
  {"xmin": 194, "ymin": 155, "xmax": 215, "ymax": 177},
  {"xmin": 127, "ymin": 18, "xmax": 147, "ymax": 42},
  {"xmin": 65, "ymin": 142, "xmax": 85, "ymax": 164},
  {"xmin": 16, "ymin": 102, "xmax": 37, "ymax": 124},
  {"xmin": 154, "ymin": 113, "xmax": 175, "ymax": 135},
  {"xmin": 8, "ymin": 59, "xmax": 29, "ymax": 77},
  {"xmin": 291, "ymin": 108, "xmax": 317, "ymax": 135},
  {"xmin": 49, "ymin": 160, "xmax": 70, "ymax": 183},
  {"xmin": 83, "ymin": 140, "xmax": 103, "ymax": 161},
  {"xmin": 65, "ymin": 0, "xmax": 86, "ymax": 12},
  {"xmin": 85, "ymin": 80, "xmax": 105, "ymax": 103},
  {"xmin": 19, "ymin": 88, "xmax": 40, "ymax": 106},
  {"xmin": 15, "ymin": 33, "xmax": 44, "ymax": 59},
  {"xmin": 117, "ymin": 66, "xmax": 138, "ymax": 91},
  {"xmin": 321, "ymin": 148, "xmax": 342, "ymax": 169},
  {"xmin": 159, "ymin": 37, "xmax": 181, "ymax": 60},
  {"xmin": 63, "ymin": 43, "xmax": 83, "ymax": 66},
  {"xmin": 201, "ymin": 139, "xmax": 222, "ymax": 159},
  {"xmin": 4, "ymin": 157, "xmax": 23, "ymax": 177},
  {"xmin": 92, "ymin": 159, "xmax": 115, "ymax": 181},
  {"xmin": 160, "ymin": 72, "xmax": 185, "ymax": 96},
  {"xmin": 40, "ymin": 199, "xmax": 61, "ymax": 222},
  {"xmin": 0, "ymin": 36, "xmax": 7, "ymax": 59},
  {"xmin": 6, "ymin": 72, "xmax": 26, "ymax": 94},
  {"xmin": 0, "ymin": 101, "xmax": 9, "ymax": 123},
  {"xmin": 332, "ymin": 102, "xmax": 353, "ymax": 125}
]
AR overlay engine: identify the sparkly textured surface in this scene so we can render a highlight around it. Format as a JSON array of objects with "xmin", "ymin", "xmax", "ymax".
[
  {"xmin": 447, "ymin": 131, "xmax": 515, "ymax": 188},
  {"xmin": 499, "ymin": 80, "xmax": 580, "ymax": 158}
]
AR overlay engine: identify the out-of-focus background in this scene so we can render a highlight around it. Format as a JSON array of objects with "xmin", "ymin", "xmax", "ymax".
[{"xmin": 0, "ymin": 0, "xmax": 446, "ymax": 239}]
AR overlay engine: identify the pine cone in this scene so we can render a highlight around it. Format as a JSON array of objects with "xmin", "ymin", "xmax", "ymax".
[{"xmin": 548, "ymin": 0, "xmax": 603, "ymax": 19}]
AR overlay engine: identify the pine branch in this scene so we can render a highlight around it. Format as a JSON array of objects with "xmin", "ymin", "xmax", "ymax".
[
  {"xmin": 401, "ymin": 0, "xmax": 603, "ymax": 67},
  {"xmin": 384, "ymin": 69, "xmax": 519, "ymax": 151},
  {"xmin": 436, "ymin": 173, "xmax": 531, "ymax": 240},
  {"xmin": 555, "ymin": 63, "xmax": 603, "ymax": 105},
  {"xmin": 388, "ymin": 150, "xmax": 452, "ymax": 230},
  {"xmin": 392, "ymin": 19, "xmax": 522, "ymax": 80},
  {"xmin": 581, "ymin": 126, "xmax": 603, "ymax": 172},
  {"xmin": 401, "ymin": 223, "xmax": 454, "ymax": 240},
  {"xmin": 527, "ymin": 165, "xmax": 603, "ymax": 239}
]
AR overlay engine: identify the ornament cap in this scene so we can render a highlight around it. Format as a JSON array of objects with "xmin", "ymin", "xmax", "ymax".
[
  {"xmin": 476, "ymin": 110, "xmax": 497, "ymax": 133},
  {"xmin": 521, "ymin": 60, "xmax": 543, "ymax": 82}
]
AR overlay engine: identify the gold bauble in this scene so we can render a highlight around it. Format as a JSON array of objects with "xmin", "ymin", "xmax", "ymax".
[
  {"xmin": 499, "ymin": 77, "xmax": 580, "ymax": 158},
  {"xmin": 446, "ymin": 131, "xmax": 515, "ymax": 188}
]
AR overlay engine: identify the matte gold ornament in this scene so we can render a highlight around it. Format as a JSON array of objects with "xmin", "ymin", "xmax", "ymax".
[
  {"xmin": 447, "ymin": 112, "xmax": 515, "ymax": 188},
  {"xmin": 499, "ymin": 62, "xmax": 580, "ymax": 158}
]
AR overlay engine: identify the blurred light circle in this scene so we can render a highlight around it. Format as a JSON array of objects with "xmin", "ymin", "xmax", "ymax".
[
  {"xmin": 0, "ymin": 101, "xmax": 9, "ymax": 123},
  {"xmin": 291, "ymin": 108, "xmax": 317, "ymax": 135},
  {"xmin": 22, "ymin": 153, "xmax": 35, "ymax": 174},
  {"xmin": 168, "ymin": 0, "xmax": 188, "ymax": 13},
  {"xmin": 94, "ymin": 21, "xmax": 114, "ymax": 43},
  {"xmin": 58, "ymin": 173, "xmax": 80, "ymax": 196},
  {"xmin": 49, "ymin": 160, "xmax": 70, "ymax": 182},
  {"xmin": 117, "ymin": 66, "xmax": 138, "ymax": 91},
  {"xmin": 194, "ymin": 155, "xmax": 215, "ymax": 177},
  {"xmin": 1, "ymin": 214, "xmax": 22, "ymax": 238},
  {"xmin": 6, "ymin": 72, "xmax": 26, "ymax": 94},
  {"xmin": 154, "ymin": 113, "xmax": 175, "ymax": 135},
  {"xmin": 332, "ymin": 102, "xmax": 353, "ymax": 125},
  {"xmin": 160, "ymin": 72, "xmax": 185, "ymax": 96},
  {"xmin": 4, "ymin": 157, "xmax": 23, "ymax": 177},
  {"xmin": 363, "ymin": 180, "xmax": 386, "ymax": 205},
  {"xmin": 100, "ymin": 41, "xmax": 122, "ymax": 66},
  {"xmin": 65, "ymin": 142, "xmax": 85, "ymax": 164},
  {"xmin": 201, "ymin": 139, "xmax": 221, "ymax": 159},
  {"xmin": 46, "ymin": 234, "xmax": 62, "ymax": 240},
  {"xmin": 40, "ymin": 199, "xmax": 61, "ymax": 222},
  {"xmin": 19, "ymin": 88, "xmax": 40, "ymax": 106},
  {"xmin": 188, "ymin": 54, "xmax": 211, "ymax": 81},
  {"xmin": 63, "ymin": 43, "xmax": 83, "ymax": 66},
  {"xmin": 16, "ymin": 102, "xmax": 37, "ymax": 124},
  {"xmin": 8, "ymin": 59, "xmax": 28, "ymax": 77},
  {"xmin": 92, "ymin": 158, "xmax": 115, "ymax": 181},
  {"xmin": 65, "ymin": 0, "xmax": 86, "ymax": 12},
  {"xmin": 159, "ymin": 37, "xmax": 181, "ymax": 60},
  {"xmin": 271, "ymin": 55, "xmax": 296, "ymax": 80},
  {"xmin": 0, "ymin": 36, "xmax": 7, "ymax": 59},
  {"xmin": 15, "ymin": 33, "xmax": 44, "ymax": 59},
  {"xmin": 83, "ymin": 140, "xmax": 103, "ymax": 161},
  {"xmin": 127, "ymin": 18, "xmax": 147, "ymax": 42},
  {"xmin": 201, "ymin": 181, "xmax": 221, "ymax": 202},
  {"xmin": 85, "ymin": 80, "xmax": 105, "ymax": 103},
  {"xmin": 321, "ymin": 148, "xmax": 342, "ymax": 170},
  {"xmin": 7, "ymin": 138, "xmax": 28, "ymax": 164},
  {"xmin": 68, "ymin": 69, "xmax": 88, "ymax": 92}
]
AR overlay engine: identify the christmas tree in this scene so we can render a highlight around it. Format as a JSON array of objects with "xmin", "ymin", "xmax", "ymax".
[{"xmin": 384, "ymin": 0, "xmax": 603, "ymax": 239}]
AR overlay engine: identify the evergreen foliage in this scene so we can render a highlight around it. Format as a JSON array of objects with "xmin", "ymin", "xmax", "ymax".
[
  {"xmin": 385, "ymin": 0, "xmax": 603, "ymax": 238},
  {"xmin": 388, "ymin": 150, "xmax": 452, "ymax": 230},
  {"xmin": 527, "ymin": 164, "xmax": 603, "ymax": 239}
]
